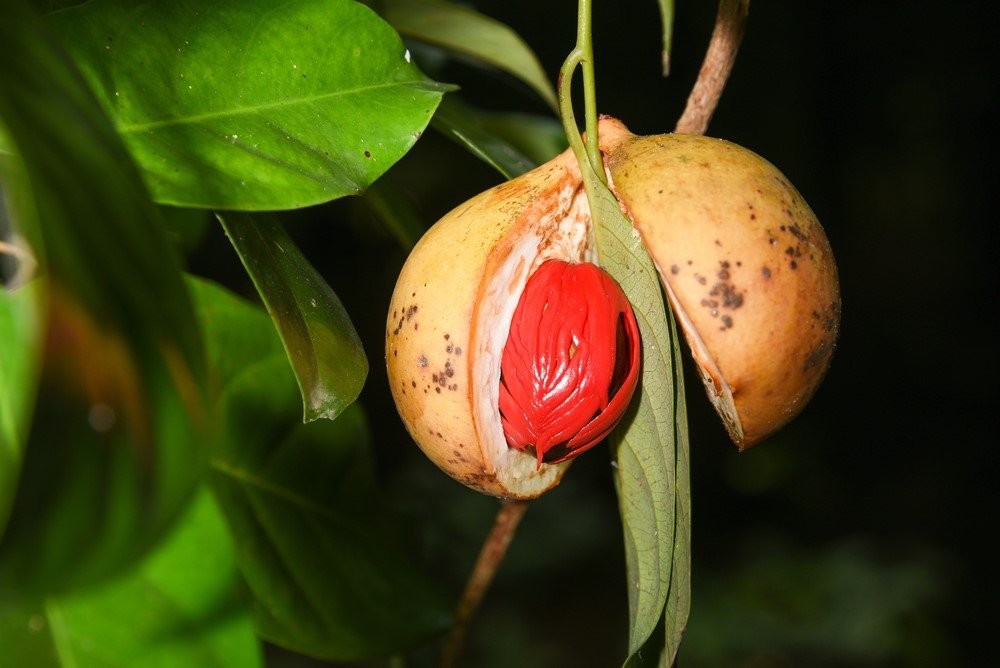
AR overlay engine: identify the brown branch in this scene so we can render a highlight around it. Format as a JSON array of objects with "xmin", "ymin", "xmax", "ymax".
[
  {"xmin": 675, "ymin": 0, "xmax": 750, "ymax": 135},
  {"xmin": 440, "ymin": 500, "xmax": 530, "ymax": 668}
]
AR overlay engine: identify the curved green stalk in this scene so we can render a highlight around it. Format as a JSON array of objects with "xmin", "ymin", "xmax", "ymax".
[
  {"xmin": 557, "ymin": 0, "xmax": 604, "ymax": 187},
  {"xmin": 559, "ymin": 0, "xmax": 623, "ymax": 266},
  {"xmin": 658, "ymin": 0, "xmax": 675, "ymax": 75}
]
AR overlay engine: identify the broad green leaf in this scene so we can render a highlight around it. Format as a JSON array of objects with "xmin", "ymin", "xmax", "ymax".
[
  {"xmin": 578, "ymin": 164, "xmax": 691, "ymax": 661},
  {"xmin": 32, "ymin": 0, "xmax": 84, "ymax": 11},
  {"xmin": 0, "ymin": 1, "xmax": 208, "ymax": 597},
  {"xmin": 0, "ymin": 281, "xmax": 42, "ymax": 537},
  {"xmin": 431, "ymin": 96, "xmax": 537, "ymax": 179},
  {"xmin": 0, "ymin": 146, "xmax": 43, "ymax": 538},
  {"xmin": 190, "ymin": 277, "xmax": 450, "ymax": 660},
  {"xmin": 377, "ymin": 0, "xmax": 558, "ymax": 110},
  {"xmin": 46, "ymin": 0, "xmax": 453, "ymax": 210},
  {"xmin": 0, "ymin": 488, "xmax": 262, "ymax": 668},
  {"xmin": 218, "ymin": 213, "xmax": 367, "ymax": 423}
]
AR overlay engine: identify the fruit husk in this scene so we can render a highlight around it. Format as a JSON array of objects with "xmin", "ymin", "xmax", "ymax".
[{"xmin": 599, "ymin": 117, "xmax": 840, "ymax": 448}]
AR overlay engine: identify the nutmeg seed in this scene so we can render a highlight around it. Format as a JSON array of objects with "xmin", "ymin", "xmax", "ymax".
[{"xmin": 499, "ymin": 259, "xmax": 640, "ymax": 466}]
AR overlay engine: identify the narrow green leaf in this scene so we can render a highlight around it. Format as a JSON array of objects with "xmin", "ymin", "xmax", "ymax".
[
  {"xmin": 378, "ymin": 0, "xmax": 558, "ymax": 110},
  {"xmin": 0, "ymin": 281, "xmax": 42, "ymax": 537},
  {"xmin": 190, "ymin": 277, "xmax": 450, "ymax": 661},
  {"xmin": 359, "ymin": 176, "xmax": 428, "ymax": 250},
  {"xmin": 46, "ymin": 0, "xmax": 453, "ymax": 210},
  {"xmin": 0, "ymin": 489, "xmax": 262, "ymax": 668},
  {"xmin": 218, "ymin": 213, "xmax": 367, "ymax": 423},
  {"xmin": 662, "ymin": 329, "xmax": 691, "ymax": 666},
  {"xmin": 0, "ymin": 0, "xmax": 209, "ymax": 597},
  {"xmin": 431, "ymin": 96, "xmax": 538, "ymax": 179},
  {"xmin": 475, "ymin": 112, "xmax": 568, "ymax": 166},
  {"xmin": 579, "ymin": 164, "xmax": 691, "ymax": 660}
]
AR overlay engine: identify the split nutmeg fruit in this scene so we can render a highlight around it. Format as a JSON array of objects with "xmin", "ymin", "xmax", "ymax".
[{"xmin": 386, "ymin": 116, "xmax": 840, "ymax": 499}]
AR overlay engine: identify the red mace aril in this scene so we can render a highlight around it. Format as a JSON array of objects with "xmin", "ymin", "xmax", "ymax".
[{"xmin": 499, "ymin": 260, "xmax": 641, "ymax": 466}]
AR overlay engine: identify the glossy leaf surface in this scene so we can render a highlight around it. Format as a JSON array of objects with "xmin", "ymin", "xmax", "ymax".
[
  {"xmin": 46, "ymin": 0, "xmax": 452, "ymax": 210},
  {"xmin": 190, "ymin": 277, "xmax": 450, "ymax": 660},
  {"xmin": 430, "ymin": 96, "xmax": 538, "ymax": 179},
  {"xmin": 0, "ymin": 489, "xmax": 261, "ymax": 668},
  {"xmin": 379, "ymin": 0, "xmax": 557, "ymax": 110},
  {"xmin": 219, "ymin": 213, "xmax": 367, "ymax": 423}
]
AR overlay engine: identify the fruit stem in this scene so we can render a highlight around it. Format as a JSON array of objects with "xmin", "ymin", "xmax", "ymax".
[
  {"xmin": 557, "ymin": 0, "xmax": 604, "ymax": 184},
  {"xmin": 659, "ymin": 0, "xmax": 676, "ymax": 77},
  {"xmin": 441, "ymin": 500, "xmax": 530, "ymax": 668},
  {"xmin": 674, "ymin": 0, "xmax": 750, "ymax": 135}
]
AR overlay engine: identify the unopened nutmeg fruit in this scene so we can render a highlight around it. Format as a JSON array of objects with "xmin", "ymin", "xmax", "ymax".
[{"xmin": 386, "ymin": 116, "xmax": 840, "ymax": 498}]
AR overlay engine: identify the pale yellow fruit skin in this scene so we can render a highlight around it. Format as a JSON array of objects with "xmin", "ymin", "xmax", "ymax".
[
  {"xmin": 600, "ymin": 117, "xmax": 841, "ymax": 448},
  {"xmin": 386, "ymin": 149, "xmax": 592, "ymax": 499}
]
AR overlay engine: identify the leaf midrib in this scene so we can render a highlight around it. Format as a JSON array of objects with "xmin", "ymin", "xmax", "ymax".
[
  {"xmin": 210, "ymin": 458, "xmax": 336, "ymax": 521},
  {"xmin": 117, "ymin": 79, "xmax": 441, "ymax": 134}
]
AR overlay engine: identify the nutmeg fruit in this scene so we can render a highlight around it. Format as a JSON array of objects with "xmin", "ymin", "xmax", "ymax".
[
  {"xmin": 386, "ymin": 116, "xmax": 840, "ymax": 498},
  {"xmin": 598, "ymin": 117, "xmax": 840, "ymax": 449},
  {"xmin": 385, "ymin": 148, "xmax": 603, "ymax": 499}
]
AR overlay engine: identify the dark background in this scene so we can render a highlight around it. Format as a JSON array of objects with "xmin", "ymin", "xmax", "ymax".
[{"xmin": 194, "ymin": 1, "xmax": 995, "ymax": 666}]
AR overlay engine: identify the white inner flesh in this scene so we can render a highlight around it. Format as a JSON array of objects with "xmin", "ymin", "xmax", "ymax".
[{"xmin": 472, "ymin": 183, "xmax": 595, "ymax": 495}]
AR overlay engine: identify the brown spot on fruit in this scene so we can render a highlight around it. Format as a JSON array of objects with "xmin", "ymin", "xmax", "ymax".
[{"xmin": 599, "ymin": 120, "xmax": 840, "ymax": 449}]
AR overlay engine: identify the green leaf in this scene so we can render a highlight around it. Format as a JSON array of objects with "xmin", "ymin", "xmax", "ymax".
[
  {"xmin": 660, "ymin": 315, "xmax": 690, "ymax": 666},
  {"xmin": 431, "ymin": 96, "xmax": 538, "ymax": 179},
  {"xmin": 0, "ymin": 281, "xmax": 42, "ymax": 537},
  {"xmin": 0, "ymin": 0, "xmax": 209, "ymax": 597},
  {"xmin": 359, "ymin": 176, "xmax": 428, "ymax": 250},
  {"xmin": 1, "ymin": 146, "xmax": 43, "ymax": 538},
  {"xmin": 377, "ymin": 0, "xmax": 558, "ymax": 110},
  {"xmin": 579, "ymin": 165, "xmax": 691, "ymax": 662},
  {"xmin": 218, "ymin": 213, "xmax": 367, "ymax": 423},
  {"xmin": 160, "ymin": 205, "xmax": 212, "ymax": 258},
  {"xmin": 189, "ymin": 277, "xmax": 450, "ymax": 661},
  {"xmin": 0, "ymin": 488, "xmax": 262, "ymax": 668},
  {"xmin": 46, "ymin": 0, "xmax": 453, "ymax": 210},
  {"xmin": 475, "ymin": 111, "xmax": 568, "ymax": 167}
]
